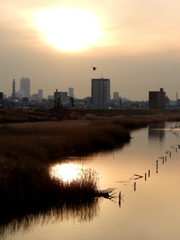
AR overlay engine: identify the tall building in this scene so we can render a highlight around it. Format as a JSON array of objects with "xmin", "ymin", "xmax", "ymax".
[
  {"xmin": 149, "ymin": 88, "xmax": 166, "ymax": 109},
  {"xmin": 20, "ymin": 77, "xmax": 30, "ymax": 99},
  {"xmin": 91, "ymin": 78, "xmax": 110, "ymax": 109},
  {"xmin": 0, "ymin": 92, "xmax": 3, "ymax": 100},
  {"xmin": 12, "ymin": 79, "xmax": 16, "ymax": 100},
  {"xmin": 68, "ymin": 88, "xmax": 74, "ymax": 98},
  {"xmin": 38, "ymin": 89, "xmax": 43, "ymax": 101},
  {"xmin": 113, "ymin": 92, "xmax": 119, "ymax": 100}
]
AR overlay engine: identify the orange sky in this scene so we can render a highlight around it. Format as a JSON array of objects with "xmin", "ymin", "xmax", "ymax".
[{"xmin": 1, "ymin": 0, "xmax": 180, "ymax": 100}]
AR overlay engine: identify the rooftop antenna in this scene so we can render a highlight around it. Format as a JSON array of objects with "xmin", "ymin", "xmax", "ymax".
[{"xmin": 12, "ymin": 79, "xmax": 16, "ymax": 101}]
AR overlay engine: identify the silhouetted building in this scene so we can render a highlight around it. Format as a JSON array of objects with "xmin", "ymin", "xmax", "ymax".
[
  {"xmin": 113, "ymin": 92, "xmax": 119, "ymax": 100},
  {"xmin": 48, "ymin": 95, "xmax": 54, "ymax": 100},
  {"xmin": 91, "ymin": 78, "xmax": 110, "ymax": 109},
  {"xmin": 38, "ymin": 89, "xmax": 43, "ymax": 101},
  {"xmin": 32, "ymin": 93, "xmax": 38, "ymax": 101},
  {"xmin": 20, "ymin": 77, "xmax": 30, "ymax": 98},
  {"xmin": 0, "ymin": 92, "xmax": 3, "ymax": 100},
  {"xmin": 84, "ymin": 97, "xmax": 92, "ymax": 107},
  {"xmin": 22, "ymin": 97, "xmax": 29, "ymax": 102},
  {"xmin": 16, "ymin": 90, "xmax": 25, "ymax": 99},
  {"xmin": 149, "ymin": 88, "xmax": 166, "ymax": 109},
  {"xmin": 54, "ymin": 90, "xmax": 67, "ymax": 101},
  {"xmin": 68, "ymin": 88, "xmax": 74, "ymax": 98}
]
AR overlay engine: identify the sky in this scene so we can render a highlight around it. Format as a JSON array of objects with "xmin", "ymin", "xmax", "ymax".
[{"xmin": 1, "ymin": 0, "xmax": 180, "ymax": 101}]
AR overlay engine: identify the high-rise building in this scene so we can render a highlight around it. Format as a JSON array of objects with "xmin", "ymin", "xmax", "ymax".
[
  {"xmin": 113, "ymin": 92, "xmax": 119, "ymax": 100},
  {"xmin": 91, "ymin": 78, "xmax": 110, "ymax": 109},
  {"xmin": 149, "ymin": 88, "xmax": 166, "ymax": 109},
  {"xmin": 38, "ymin": 89, "xmax": 43, "ymax": 101},
  {"xmin": 20, "ymin": 77, "xmax": 30, "ymax": 99},
  {"xmin": 0, "ymin": 92, "xmax": 3, "ymax": 100},
  {"xmin": 12, "ymin": 79, "xmax": 16, "ymax": 100},
  {"xmin": 68, "ymin": 88, "xmax": 74, "ymax": 98}
]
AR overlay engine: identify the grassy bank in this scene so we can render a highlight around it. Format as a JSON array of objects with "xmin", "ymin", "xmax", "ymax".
[
  {"xmin": 0, "ymin": 158, "xmax": 102, "ymax": 227},
  {"xmin": 0, "ymin": 120, "xmax": 130, "ymax": 221},
  {"xmin": 0, "ymin": 155, "xmax": 99, "ymax": 218},
  {"xmin": 1, "ymin": 111, "xmax": 180, "ymax": 222},
  {"xmin": 0, "ymin": 121, "xmax": 130, "ymax": 162},
  {"xmin": 1, "ymin": 108, "xmax": 180, "ymax": 123}
]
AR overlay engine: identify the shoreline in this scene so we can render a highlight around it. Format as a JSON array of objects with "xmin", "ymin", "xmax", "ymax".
[{"xmin": 1, "ymin": 109, "xmax": 180, "ymax": 223}]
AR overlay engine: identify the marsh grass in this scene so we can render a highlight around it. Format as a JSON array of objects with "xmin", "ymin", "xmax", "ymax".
[
  {"xmin": 1, "ymin": 111, "xmax": 180, "ymax": 223},
  {"xmin": 0, "ymin": 121, "xmax": 131, "ymax": 162},
  {"xmin": 0, "ymin": 120, "xmax": 129, "ymax": 222},
  {"xmin": 2, "ymin": 108, "xmax": 180, "ymax": 124},
  {"xmin": 0, "ymin": 155, "xmax": 100, "ymax": 221}
]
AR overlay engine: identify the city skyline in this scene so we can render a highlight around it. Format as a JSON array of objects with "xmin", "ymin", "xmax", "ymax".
[
  {"xmin": 1, "ymin": 1, "xmax": 180, "ymax": 101},
  {"xmin": 1, "ymin": 76, "xmax": 177, "ymax": 102}
]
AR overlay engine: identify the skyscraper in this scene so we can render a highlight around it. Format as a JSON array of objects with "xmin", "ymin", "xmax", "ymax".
[
  {"xmin": 149, "ymin": 88, "xmax": 166, "ymax": 109},
  {"xmin": 38, "ymin": 89, "xmax": 43, "ymax": 101},
  {"xmin": 91, "ymin": 78, "xmax": 110, "ymax": 109},
  {"xmin": 68, "ymin": 88, "xmax": 74, "ymax": 98},
  {"xmin": 20, "ymin": 77, "xmax": 30, "ymax": 99},
  {"xmin": 113, "ymin": 92, "xmax": 119, "ymax": 100}
]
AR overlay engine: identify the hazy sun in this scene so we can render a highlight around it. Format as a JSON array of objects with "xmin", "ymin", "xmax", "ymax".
[{"xmin": 34, "ymin": 7, "xmax": 101, "ymax": 52}]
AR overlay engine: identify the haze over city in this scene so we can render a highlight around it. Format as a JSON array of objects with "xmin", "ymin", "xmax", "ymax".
[{"xmin": 1, "ymin": 0, "xmax": 180, "ymax": 101}]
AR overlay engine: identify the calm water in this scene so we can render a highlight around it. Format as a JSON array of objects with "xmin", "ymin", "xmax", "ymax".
[{"xmin": 2, "ymin": 122, "xmax": 180, "ymax": 240}]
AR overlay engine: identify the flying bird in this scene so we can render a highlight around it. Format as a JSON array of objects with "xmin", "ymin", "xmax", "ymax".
[{"xmin": 92, "ymin": 67, "xmax": 97, "ymax": 71}]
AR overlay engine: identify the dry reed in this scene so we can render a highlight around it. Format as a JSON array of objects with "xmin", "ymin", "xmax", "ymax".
[{"xmin": 1, "ymin": 110, "xmax": 180, "ymax": 223}]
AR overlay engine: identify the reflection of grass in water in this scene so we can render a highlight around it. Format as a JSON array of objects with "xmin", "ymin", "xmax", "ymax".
[
  {"xmin": 0, "ymin": 121, "xmax": 124, "ymax": 228},
  {"xmin": 1, "ymin": 197, "xmax": 101, "ymax": 237},
  {"xmin": 0, "ymin": 156, "xmax": 100, "ymax": 224}
]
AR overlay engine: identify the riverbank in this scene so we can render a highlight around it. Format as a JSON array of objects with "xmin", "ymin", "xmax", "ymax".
[
  {"xmin": 0, "ymin": 118, "xmax": 130, "ymax": 222},
  {"xmin": 1, "ymin": 110, "xmax": 180, "ymax": 222},
  {"xmin": 1, "ymin": 108, "xmax": 180, "ymax": 123}
]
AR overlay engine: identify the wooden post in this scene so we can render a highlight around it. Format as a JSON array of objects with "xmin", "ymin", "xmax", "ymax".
[
  {"xmin": 145, "ymin": 173, "xmax": 147, "ymax": 181},
  {"xmin": 118, "ymin": 191, "xmax": 121, "ymax": 208},
  {"xmin": 156, "ymin": 163, "xmax": 158, "ymax": 173},
  {"xmin": 134, "ymin": 182, "xmax": 136, "ymax": 191},
  {"xmin": 162, "ymin": 157, "xmax": 164, "ymax": 164},
  {"xmin": 148, "ymin": 170, "xmax": 150, "ymax": 177}
]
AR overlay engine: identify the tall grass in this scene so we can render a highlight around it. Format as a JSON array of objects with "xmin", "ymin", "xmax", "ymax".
[
  {"xmin": 0, "ymin": 120, "xmax": 129, "ymax": 223},
  {"xmin": 2, "ymin": 108, "xmax": 180, "ymax": 124},
  {"xmin": 0, "ymin": 155, "xmax": 100, "ymax": 221},
  {"xmin": 0, "ymin": 122, "xmax": 131, "ymax": 161},
  {"xmin": 1, "ymin": 112, "xmax": 180, "ymax": 223}
]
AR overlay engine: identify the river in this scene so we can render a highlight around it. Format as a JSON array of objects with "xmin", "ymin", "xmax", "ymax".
[{"xmin": 1, "ymin": 121, "xmax": 180, "ymax": 240}]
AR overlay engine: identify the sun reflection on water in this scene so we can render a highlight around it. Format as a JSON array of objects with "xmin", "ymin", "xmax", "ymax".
[{"xmin": 51, "ymin": 163, "xmax": 80, "ymax": 182}]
